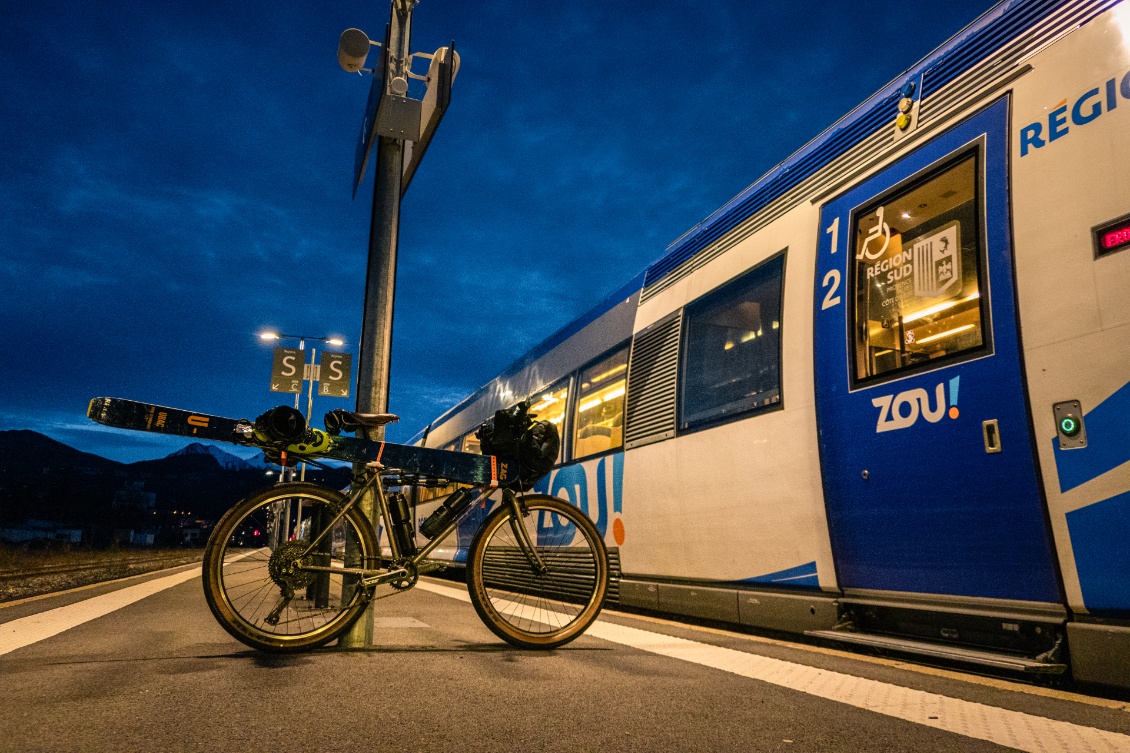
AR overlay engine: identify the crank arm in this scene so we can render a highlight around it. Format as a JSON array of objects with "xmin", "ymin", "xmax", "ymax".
[{"xmin": 360, "ymin": 568, "xmax": 411, "ymax": 588}]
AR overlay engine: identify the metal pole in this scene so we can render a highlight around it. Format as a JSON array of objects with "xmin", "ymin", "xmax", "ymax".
[
  {"xmin": 294, "ymin": 340, "xmax": 305, "ymax": 413},
  {"xmin": 281, "ymin": 338, "xmax": 307, "ymax": 535},
  {"xmin": 341, "ymin": 0, "xmax": 413, "ymax": 650},
  {"xmin": 354, "ymin": 136, "xmax": 404, "ymax": 419},
  {"xmin": 289, "ymin": 339, "xmax": 305, "ymax": 484},
  {"xmin": 300, "ymin": 346, "xmax": 317, "ymax": 483},
  {"xmin": 307, "ymin": 346, "xmax": 317, "ymax": 424}
]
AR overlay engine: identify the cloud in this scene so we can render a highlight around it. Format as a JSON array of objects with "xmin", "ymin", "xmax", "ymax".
[{"xmin": 2, "ymin": 0, "xmax": 996, "ymax": 462}]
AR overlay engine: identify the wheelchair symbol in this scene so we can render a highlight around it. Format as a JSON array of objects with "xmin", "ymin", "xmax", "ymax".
[{"xmin": 857, "ymin": 206, "xmax": 891, "ymax": 261}]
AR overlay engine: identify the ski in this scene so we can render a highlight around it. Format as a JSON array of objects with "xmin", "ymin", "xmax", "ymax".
[
  {"xmin": 314, "ymin": 434, "xmax": 514, "ymax": 487},
  {"xmin": 87, "ymin": 397, "xmax": 248, "ymax": 442},
  {"xmin": 87, "ymin": 396, "xmax": 513, "ymax": 487}
]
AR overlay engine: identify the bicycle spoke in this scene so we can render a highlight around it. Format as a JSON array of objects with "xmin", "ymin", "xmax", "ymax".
[
  {"xmin": 468, "ymin": 496, "xmax": 607, "ymax": 648},
  {"xmin": 203, "ymin": 483, "xmax": 376, "ymax": 651}
]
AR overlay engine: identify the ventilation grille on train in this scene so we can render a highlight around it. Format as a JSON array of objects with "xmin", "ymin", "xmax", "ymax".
[
  {"xmin": 624, "ymin": 313, "xmax": 682, "ymax": 449},
  {"xmin": 917, "ymin": 0, "xmax": 1119, "ymax": 128},
  {"xmin": 638, "ymin": 0, "xmax": 1115, "ymax": 303},
  {"xmin": 919, "ymin": 0, "xmax": 1117, "ymax": 100}
]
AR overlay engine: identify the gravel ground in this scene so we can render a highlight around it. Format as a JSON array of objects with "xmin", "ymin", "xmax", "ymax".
[{"xmin": 0, "ymin": 549, "xmax": 204, "ymax": 602}]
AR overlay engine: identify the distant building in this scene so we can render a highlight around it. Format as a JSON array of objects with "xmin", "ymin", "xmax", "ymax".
[
  {"xmin": 129, "ymin": 529, "xmax": 157, "ymax": 547},
  {"xmin": 0, "ymin": 519, "xmax": 82, "ymax": 544},
  {"xmin": 113, "ymin": 482, "xmax": 156, "ymax": 511}
]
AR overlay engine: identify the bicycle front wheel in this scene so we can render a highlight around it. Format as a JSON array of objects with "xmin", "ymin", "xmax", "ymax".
[
  {"xmin": 467, "ymin": 494, "xmax": 609, "ymax": 649},
  {"xmin": 202, "ymin": 482, "xmax": 377, "ymax": 652}
]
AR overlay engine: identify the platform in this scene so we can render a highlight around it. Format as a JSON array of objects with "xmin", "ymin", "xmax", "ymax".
[{"xmin": 1, "ymin": 565, "xmax": 1128, "ymax": 752}]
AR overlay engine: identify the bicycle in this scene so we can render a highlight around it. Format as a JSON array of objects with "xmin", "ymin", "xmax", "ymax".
[{"xmin": 199, "ymin": 405, "xmax": 609, "ymax": 653}]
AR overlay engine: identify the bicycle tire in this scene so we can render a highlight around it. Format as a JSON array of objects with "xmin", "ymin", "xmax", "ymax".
[
  {"xmin": 202, "ymin": 482, "xmax": 377, "ymax": 652},
  {"xmin": 466, "ymin": 494, "xmax": 609, "ymax": 649}
]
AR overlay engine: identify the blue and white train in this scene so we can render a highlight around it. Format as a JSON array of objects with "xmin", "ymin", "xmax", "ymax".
[{"xmin": 406, "ymin": 0, "xmax": 1130, "ymax": 689}]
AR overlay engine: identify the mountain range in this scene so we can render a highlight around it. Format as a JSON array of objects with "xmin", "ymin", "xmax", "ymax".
[
  {"xmin": 0, "ymin": 431, "xmax": 351, "ymax": 542},
  {"xmin": 167, "ymin": 442, "xmax": 274, "ymax": 471}
]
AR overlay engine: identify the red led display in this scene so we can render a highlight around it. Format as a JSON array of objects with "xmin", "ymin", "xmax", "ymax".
[
  {"xmin": 1094, "ymin": 214, "xmax": 1130, "ymax": 258},
  {"xmin": 1101, "ymin": 226, "xmax": 1130, "ymax": 249}
]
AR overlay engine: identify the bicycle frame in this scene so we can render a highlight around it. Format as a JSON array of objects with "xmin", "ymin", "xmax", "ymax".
[{"xmin": 289, "ymin": 465, "xmax": 541, "ymax": 591}]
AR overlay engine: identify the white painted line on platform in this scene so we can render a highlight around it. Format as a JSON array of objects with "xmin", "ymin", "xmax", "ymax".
[
  {"xmin": 415, "ymin": 580, "xmax": 1130, "ymax": 753},
  {"xmin": 0, "ymin": 566, "xmax": 199, "ymax": 657},
  {"xmin": 417, "ymin": 580, "xmax": 471, "ymax": 601},
  {"xmin": 0, "ymin": 559, "xmax": 204, "ymax": 610},
  {"xmin": 373, "ymin": 616, "xmax": 431, "ymax": 629},
  {"xmin": 611, "ymin": 609, "xmax": 1130, "ymax": 712}
]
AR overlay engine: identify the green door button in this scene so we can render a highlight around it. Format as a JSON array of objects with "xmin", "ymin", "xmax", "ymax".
[{"xmin": 1053, "ymin": 400, "xmax": 1087, "ymax": 449}]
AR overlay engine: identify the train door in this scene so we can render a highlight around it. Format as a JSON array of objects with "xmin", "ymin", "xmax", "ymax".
[{"xmin": 812, "ymin": 98, "xmax": 1061, "ymax": 603}]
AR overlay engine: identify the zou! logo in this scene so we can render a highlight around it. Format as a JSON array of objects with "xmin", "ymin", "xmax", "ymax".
[{"xmin": 872, "ymin": 376, "xmax": 961, "ymax": 433}]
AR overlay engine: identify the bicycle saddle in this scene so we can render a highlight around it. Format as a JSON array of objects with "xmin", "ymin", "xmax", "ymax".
[{"xmin": 324, "ymin": 408, "xmax": 400, "ymax": 435}]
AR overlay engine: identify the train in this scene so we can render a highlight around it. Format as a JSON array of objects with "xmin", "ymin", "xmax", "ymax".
[{"xmin": 399, "ymin": 0, "xmax": 1130, "ymax": 689}]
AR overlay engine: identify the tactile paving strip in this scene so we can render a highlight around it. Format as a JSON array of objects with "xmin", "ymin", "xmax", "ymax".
[{"xmin": 417, "ymin": 580, "xmax": 1130, "ymax": 753}]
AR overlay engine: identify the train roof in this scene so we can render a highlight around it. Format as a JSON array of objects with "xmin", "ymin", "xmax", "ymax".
[
  {"xmin": 414, "ymin": 0, "xmax": 1113, "ymax": 441},
  {"xmin": 644, "ymin": 0, "xmax": 1115, "ymax": 290}
]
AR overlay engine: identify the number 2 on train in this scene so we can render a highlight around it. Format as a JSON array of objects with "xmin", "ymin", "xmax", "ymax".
[{"xmin": 821, "ymin": 217, "xmax": 842, "ymax": 310}]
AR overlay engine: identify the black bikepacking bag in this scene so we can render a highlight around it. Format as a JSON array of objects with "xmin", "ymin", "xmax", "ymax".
[{"xmin": 476, "ymin": 401, "xmax": 560, "ymax": 490}]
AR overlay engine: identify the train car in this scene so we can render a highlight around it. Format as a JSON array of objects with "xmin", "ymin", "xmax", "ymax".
[{"xmin": 404, "ymin": 0, "xmax": 1130, "ymax": 689}]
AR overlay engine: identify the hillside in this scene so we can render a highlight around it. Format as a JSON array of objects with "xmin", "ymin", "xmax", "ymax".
[{"xmin": 0, "ymin": 431, "xmax": 350, "ymax": 545}]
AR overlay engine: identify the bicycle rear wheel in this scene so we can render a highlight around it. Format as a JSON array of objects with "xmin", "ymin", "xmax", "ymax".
[
  {"xmin": 202, "ymin": 482, "xmax": 377, "ymax": 652},
  {"xmin": 467, "ymin": 494, "xmax": 608, "ymax": 649}
]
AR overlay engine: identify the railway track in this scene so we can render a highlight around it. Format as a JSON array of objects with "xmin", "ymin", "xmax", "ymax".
[
  {"xmin": 0, "ymin": 554, "xmax": 199, "ymax": 582},
  {"xmin": 0, "ymin": 553, "xmax": 205, "ymax": 602}
]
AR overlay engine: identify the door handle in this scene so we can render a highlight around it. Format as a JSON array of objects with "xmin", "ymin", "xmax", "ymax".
[{"xmin": 982, "ymin": 419, "xmax": 1002, "ymax": 453}]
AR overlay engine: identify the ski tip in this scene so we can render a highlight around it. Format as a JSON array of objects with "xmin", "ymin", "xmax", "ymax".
[{"xmin": 87, "ymin": 397, "xmax": 109, "ymax": 423}]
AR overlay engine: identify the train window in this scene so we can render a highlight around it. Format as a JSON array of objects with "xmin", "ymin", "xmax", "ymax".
[
  {"xmin": 461, "ymin": 432, "xmax": 481, "ymax": 454},
  {"xmin": 573, "ymin": 345, "xmax": 628, "ymax": 459},
  {"xmin": 679, "ymin": 253, "xmax": 784, "ymax": 431},
  {"xmin": 851, "ymin": 152, "xmax": 987, "ymax": 383},
  {"xmin": 528, "ymin": 378, "xmax": 569, "ymax": 463}
]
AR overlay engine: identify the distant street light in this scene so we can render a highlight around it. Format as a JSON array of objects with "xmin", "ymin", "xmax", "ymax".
[
  {"xmin": 259, "ymin": 331, "xmax": 345, "ymax": 348},
  {"xmin": 257, "ymin": 330, "xmax": 345, "ymax": 482}
]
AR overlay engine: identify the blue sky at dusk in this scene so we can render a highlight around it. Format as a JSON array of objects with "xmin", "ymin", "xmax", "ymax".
[{"xmin": 2, "ymin": 0, "xmax": 992, "ymax": 462}]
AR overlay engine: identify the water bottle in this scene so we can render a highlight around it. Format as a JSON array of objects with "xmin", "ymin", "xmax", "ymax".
[
  {"xmin": 419, "ymin": 488, "xmax": 474, "ymax": 540},
  {"xmin": 387, "ymin": 491, "xmax": 417, "ymax": 557}
]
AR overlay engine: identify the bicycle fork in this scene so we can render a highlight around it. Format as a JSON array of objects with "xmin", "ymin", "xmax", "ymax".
[{"xmin": 504, "ymin": 490, "xmax": 548, "ymax": 575}]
